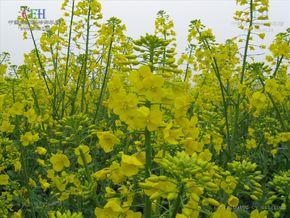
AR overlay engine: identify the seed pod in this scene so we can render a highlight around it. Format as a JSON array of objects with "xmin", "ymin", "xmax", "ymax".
[
  {"xmin": 150, "ymin": 192, "xmax": 162, "ymax": 200},
  {"xmin": 207, "ymin": 198, "xmax": 220, "ymax": 207},
  {"xmin": 167, "ymin": 193, "xmax": 178, "ymax": 201},
  {"xmin": 205, "ymin": 182, "xmax": 218, "ymax": 190},
  {"xmin": 139, "ymin": 183, "xmax": 153, "ymax": 189},
  {"xmin": 250, "ymin": 194, "xmax": 258, "ymax": 201}
]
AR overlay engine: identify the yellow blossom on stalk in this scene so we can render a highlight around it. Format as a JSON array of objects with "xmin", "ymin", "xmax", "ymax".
[
  {"xmin": 129, "ymin": 66, "xmax": 153, "ymax": 92},
  {"xmin": 50, "ymin": 152, "xmax": 70, "ymax": 172},
  {"xmin": 93, "ymin": 168, "xmax": 110, "ymax": 180},
  {"xmin": 249, "ymin": 92, "xmax": 267, "ymax": 116},
  {"xmin": 95, "ymin": 198, "xmax": 123, "ymax": 218},
  {"xmin": 23, "ymin": 108, "xmax": 39, "ymax": 124},
  {"xmin": 250, "ymin": 209, "xmax": 268, "ymax": 218},
  {"xmin": 97, "ymin": 131, "xmax": 120, "ymax": 153},
  {"xmin": 198, "ymin": 149, "xmax": 212, "ymax": 161},
  {"xmin": 228, "ymin": 195, "xmax": 239, "ymax": 207},
  {"xmin": 39, "ymin": 177, "xmax": 50, "ymax": 191},
  {"xmin": 120, "ymin": 153, "xmax": 144, "ymax": 177},
  {"xmin": 182, "ymin": 138, "xmax": 203, "ymax": 154},
  {"xmin": 0, "ymin": 174, "xmax": 9, "ymax": 185},
  {"xmin": 8, "ymin": 102, "xmax": 24, "ymax": 116},
  {"xmin": 142, "ymin": 74, "xmax": 164, "ymax": 102},
  {"xmin": 0, "ymin": 120, "xmax": 15, "ymax": 133},
  {"xmin": 246, "ymin": 139, "xmax": 257, "ymax": 150},
  {"xmin": 74, "ymin": 145, "xmax": 92, "ymax": 166},
  {"xmin": 11, "ymin": 210, "xmax": 22, "ymax": 218},
  {"xmin": 109, "ymin": 161, "xmax": 126, "ymax": 184},
  {"xmin": 20, "ymin": 132, "xmax": 39, "ymax": 146},
  {"xmin": 28, "ymin": 178, "xmax": 37, "ymax": 187},
  {"xmin": 212, "ymin": 204, "xmax": 237, "ymax": 218},
  {"xmin": 110, "ymin": 92, "xmax": 138, "ymax": 116},
  {"xmin": 163, "ymin": 122, "xmax": 183, "ymax": 144},
  {"xmin": 146, "ymin": 107, "xmax": 163, "ymax": 131},
  {"xmin": 35, "ymin": 146, "xmax": 47, "ymax": 155},
  {"xmin": 221, "ymin": 176, "xmax": 237, "ymax": 194},
  {"xmin": 213, "ymin": 134, "xmax": 223, "ymax": 154},
  {"xmin": 13, "ymin": 160, "xmax": 21, "ymax": 172},
  {"xmin": 125, "ymin": 210, "xmax": 142, "ymax": 218}
]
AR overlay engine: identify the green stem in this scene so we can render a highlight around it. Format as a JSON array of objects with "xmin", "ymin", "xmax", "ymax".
[
  {"xmin": 144, "ymin": 127, "xmax": 152, "ymax": 218},
  {"xmin": 80, "ymin": 0, "xmax": 92, "ymax": 112},
  {"xmin": 232, "ymin": 0, "xmax": 254, "ymax": 148},
  {"xmin": 183, "ymin": 44, "xmax": 194, "ymax": 82},
  {"xmin": 170, "ymin": 184, "xmax": 184, "ymax": 218},
  {"xmin": 196, "ymin": 28, "xmax": 231, "ymax": 159},
  {"xmin": 61, "ymin": 0, "xmax": 75, "ymax": 118},
  {"xmin": 94, "ymin": 23, "xmax": 116, "ymax": 123},
  {"xmin": 25, "ymin": 16, "xmax": 52, "ymax": 94}
]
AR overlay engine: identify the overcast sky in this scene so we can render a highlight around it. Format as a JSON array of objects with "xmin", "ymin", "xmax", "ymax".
[{"xmin": 0, "ymin": 0, "xmax": 289, "ymax": 64}]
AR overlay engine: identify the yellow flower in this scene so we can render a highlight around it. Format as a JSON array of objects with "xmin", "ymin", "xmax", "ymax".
[
  {"xmin": 95, "ymin": 198, "xmax": 123, "ymax": 218},
  {"xmin": 228, "ymin": 195, "xmax": 239, "ymax": 207},
  {"xmin": 97, "ymin": 131, "xmax": 120, "ymax": 153},
  {"xmin": 109, "ymin": 161, "xmax": 126, "ymax": 184},
  {"xmin": 182, "ymin": 138, "xmax": 203, "ymax": 154},
  {"xmin": 35, "ymin": 146, "xmax": 47, "ymax": 155},
  {"xmin": 28, "ymin": 178, "xmax": 37, "ymax": 187},
  {"xmin": 50, "ymin": 153, "xmax": 70, "ymax": 172},
  {"xmin": 13, "ymin": 160, "xmax": 22, "ymax": 172},
  {"xmin": 212, "ymin": 204, "xmax": 237, "ymax": 218},
  {"xmin": 250, "ymin": 209, "xmax": 268, "ymax": 218},
  {"xmin": 11, "ymin": 210, "xmax": 22, "ymax": 218},
  {"xmin": 120, "ymin": 154, "xmax": 144, "ymax": 177},
  {"xmin": 163, "ymin": 122, "xmax": 183, "ymax": 145},
  {"xmin": 249, "ymin": 92, "xmax": 267, "ymax": 116},
  {"xmin": 0, "ymin": 120, "xmax": 15, "ymax": 133},
  {"xmin": 74, "ymin": 145, "xmax": 92, "ymax": 166},
  {"xmin": 147, "ymin": 107, "xmax": 163, "ymax": 131},
  {"xmin": 129, "ymin": 66, "xmax": 152, "ymax": 86},
  {"xmin": 125, "ymin": 210, "xmax": 142, "ymax": 218},
  {"xmin": 221, "ymin": 176, "xmax": 237, "ymax": 194},
  {"xmin": 93, "ymin": 168, "xmax": 110, "ymax": 180},
  {"xmin": 246, "ymin": 138, "xmax": 257, "ymax": 150},
  {"xmin": 20, "ymin": 132, "xmax": 39, "ymax": 146},
  {"xmin": 39, "ymin": 177, "xmax": 50, "ymax": 191},
  {"xmin": 142, "ymin": 74, "xmax": 164, "ymax": 102},
  {"xmin": 0, "ymin": 174, "xmax": 9, "ymax": 185},
  {"xmin": 198, "ymin": 149, "xmax": 212, "ymax": 161}
]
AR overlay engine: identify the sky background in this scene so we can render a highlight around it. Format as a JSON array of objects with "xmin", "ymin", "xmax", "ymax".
[{"xmin": 0, "ymin": 0, "xmax": 289, "ymax": 64}]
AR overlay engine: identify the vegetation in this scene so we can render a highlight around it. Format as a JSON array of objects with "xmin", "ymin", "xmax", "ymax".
[{"xmin": 0, "ymin": 0, "xmax": 289, "ymax": 217}]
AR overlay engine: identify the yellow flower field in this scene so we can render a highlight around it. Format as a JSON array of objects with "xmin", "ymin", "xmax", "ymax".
[{"xmin": 0, "ymin": 0, "xmax": 289, "ymax": 217}]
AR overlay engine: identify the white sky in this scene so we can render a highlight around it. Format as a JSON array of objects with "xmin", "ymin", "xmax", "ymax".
[{"xmin": 0, "ymin": 0, "xmax": 289, "ymax": 64}]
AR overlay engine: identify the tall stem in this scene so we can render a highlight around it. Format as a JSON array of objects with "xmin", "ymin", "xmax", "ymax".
[
  {"xmin": 144, "ymin": 127, "xmax": 152, "ymax": 218},
  {"xmin": 61, "ymin": 0, "xmax": 75, "ymax": 117},
  {"xmin": 171, "ymin": 184, "xmax": 184, "ymax": 218},
  {"xmin": 94, "ymin": 23, "xmax": 115, "ymax": 123},
  {"xmin": 80, "ymin": 0, "xmax": 92, "ymax": 112},
  {"xmin": 232, "ymin": 0, "xmax": 254, "ymax": 148},
  {"xmin": 25, "ymin": 16, "xmax": 52, "ymax": 94},
  {"xmin": 183, "ymin": 45, "xmax": 194, "ymax": 82}
]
